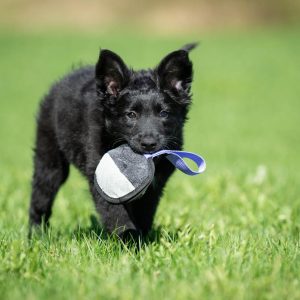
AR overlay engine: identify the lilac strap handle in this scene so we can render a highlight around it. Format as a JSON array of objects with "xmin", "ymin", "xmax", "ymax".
[{"xmin": 144, "ymin": 150, "xmax": 206, "ymax": 176}]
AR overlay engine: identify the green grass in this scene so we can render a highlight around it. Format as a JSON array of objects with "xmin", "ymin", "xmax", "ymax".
[{"xmin": 0, "ymin": 26, "xmax": 300, "ymax": 299}]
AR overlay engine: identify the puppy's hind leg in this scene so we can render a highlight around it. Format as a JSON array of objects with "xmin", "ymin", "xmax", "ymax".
[{"xmin": 29, "ymin": 119, "xmax": 69, "ymax": 232}]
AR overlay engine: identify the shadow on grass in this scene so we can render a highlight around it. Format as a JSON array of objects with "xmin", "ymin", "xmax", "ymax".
[
  {"xmin": 71, "ymin": 215, "xmax": 180, "ymax": 248},
  {"xmin": 28, "ymin": 214, "xmax": 180, "ymax": 252},
  {"xmin": 71, "ymin": 215, "xmax": 109, "ymax": 240}
]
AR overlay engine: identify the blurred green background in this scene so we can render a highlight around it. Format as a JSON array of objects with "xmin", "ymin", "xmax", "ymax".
[{"xmin": 0, "ymin": 1, "xmax": 300, "ymax": 300}]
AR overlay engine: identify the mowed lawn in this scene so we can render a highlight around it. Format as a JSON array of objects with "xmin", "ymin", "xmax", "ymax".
[{"xmin": 0, "ymin": 27, "xmax": 300, "ymax": 300}]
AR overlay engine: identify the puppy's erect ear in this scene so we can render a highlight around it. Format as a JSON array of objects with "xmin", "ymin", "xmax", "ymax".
[
  {"xmin": 157, "ymin": 50, "xmax": 193, "ymax": 99},
  {"xmin": 95, "ymin": 49, "xmax": 130, "ymax": 97}
]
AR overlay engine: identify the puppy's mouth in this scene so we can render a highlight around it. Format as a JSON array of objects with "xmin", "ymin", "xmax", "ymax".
[
  {"xmin": 111, "ymin": 137, "xmax": 164, "ymax": 154},
  {"xmin": 127, "ymin": 140, "xmax": 163, "ymax": 155}
]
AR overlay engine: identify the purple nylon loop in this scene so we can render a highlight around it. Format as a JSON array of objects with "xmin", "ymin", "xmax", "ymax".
[{"xmin": 144, "ymin": 150, "xmax": 206, "ymax": 176}]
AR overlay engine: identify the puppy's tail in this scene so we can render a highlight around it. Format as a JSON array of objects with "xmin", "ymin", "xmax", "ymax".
[{"xmin": 181, "ymin": 42, "xmax": 199, "ymax": 52}]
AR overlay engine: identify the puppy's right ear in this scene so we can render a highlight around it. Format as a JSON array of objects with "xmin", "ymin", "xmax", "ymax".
[{"xmin": 95, "ymin": 49, "xmax": 130, "ymax": 97}]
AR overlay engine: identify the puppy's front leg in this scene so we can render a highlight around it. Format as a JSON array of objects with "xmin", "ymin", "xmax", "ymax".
[{"xmin": 89, "ymin": 183, "xmax": 140, "ymax": 240}]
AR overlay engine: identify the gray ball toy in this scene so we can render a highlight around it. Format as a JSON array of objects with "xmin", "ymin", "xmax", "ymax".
[{"xmin": 94, "ymin": 144, "xmax": 206, "ymax": 204}]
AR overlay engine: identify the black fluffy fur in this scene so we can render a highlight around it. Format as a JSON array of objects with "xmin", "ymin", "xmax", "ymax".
[{"xmin": 29, "ymin": 43, "xmax": 197, "ymax": 240}]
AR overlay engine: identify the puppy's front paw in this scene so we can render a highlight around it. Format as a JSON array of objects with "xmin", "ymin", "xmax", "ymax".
[
  {"xmin": 118, "ymin": 228, "xmax": 142, "ymax": 244},
  {"xmin": 28, "ymin": 222, "xmax": 49, "ymax": 240}
]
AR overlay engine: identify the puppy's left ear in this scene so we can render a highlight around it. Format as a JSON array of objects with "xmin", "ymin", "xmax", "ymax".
[{"xmin": 156, "ymin": 50, "xmax": 193, "ymax": 101}]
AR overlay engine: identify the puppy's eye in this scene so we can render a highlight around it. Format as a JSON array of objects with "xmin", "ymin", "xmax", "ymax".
[
  {"xmin": 159, "ymin": 110, "xmax": 169, "ymax": 118},
  {"xmin": 127, "ymin": 112, "xmax": 137, "ymax": 119}
]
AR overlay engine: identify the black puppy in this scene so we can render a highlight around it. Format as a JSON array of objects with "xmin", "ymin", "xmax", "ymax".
[{"xmin": 29, "ymin": 43, "xmax": 197, "ymax": 239}]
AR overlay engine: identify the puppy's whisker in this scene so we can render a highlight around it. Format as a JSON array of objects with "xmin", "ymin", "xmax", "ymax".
[
  {"xmin": 164, "ymin": 137, "xmax": 181, "ymax": 149},
  {"xmin": 111, "ymin": 137, "xmax": 126, "ymax": 148}
]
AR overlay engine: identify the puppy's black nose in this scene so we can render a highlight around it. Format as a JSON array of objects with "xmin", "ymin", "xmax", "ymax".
[{"xmin": 141, "ymin": 137, "xmax": 157, "ymax": 152}]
